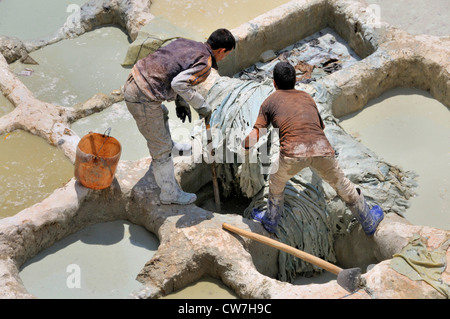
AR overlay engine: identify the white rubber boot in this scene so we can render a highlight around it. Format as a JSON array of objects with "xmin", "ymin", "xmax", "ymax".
[{"xmin": 152, "ymin": 156, "xmax": 197, "ymax": 205}]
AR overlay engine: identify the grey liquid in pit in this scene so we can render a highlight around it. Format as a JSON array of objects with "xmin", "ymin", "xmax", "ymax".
[
  {"xmin": 0, "ymin": 93, "xmax": 14, "ymax": 117},
  {"xmin": 0, "ymin": 0, "xmax": 87, "ymax": 41},
  {"xmin": 19, "ymin": 220, "xmax": 159, "ymax": 299},
  {"xmin": 339, "ymin": 88, "xmax": 450, "ymax": 230},
  {"xmin": 9, "ymin": 26, "xmax": 131, "ymax": 107}
]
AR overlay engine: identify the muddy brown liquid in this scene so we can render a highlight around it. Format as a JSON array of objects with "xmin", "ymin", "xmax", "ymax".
[{"xmin": 0, "ymin": 130, "xmax": 74, "ymax": 218}]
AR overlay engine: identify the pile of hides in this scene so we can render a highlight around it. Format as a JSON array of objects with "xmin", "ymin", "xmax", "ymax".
[{"xmin": 235, "ymin": 28, "xmax": 361, "ymax": 85}]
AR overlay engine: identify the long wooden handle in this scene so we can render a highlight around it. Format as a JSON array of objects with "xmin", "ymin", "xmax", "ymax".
[
  {"xmin": 205, "ymin": 117, "xmax": 221, "ymax": 212},
  {"xmin": 222, "ymin": 223, "xmax": 342, "ymax": 275}
]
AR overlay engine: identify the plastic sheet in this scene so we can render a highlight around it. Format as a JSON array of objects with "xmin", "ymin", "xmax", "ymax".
[{"xmin": 390, "ymin": 234, "xmax": 450, "ymax": 298}]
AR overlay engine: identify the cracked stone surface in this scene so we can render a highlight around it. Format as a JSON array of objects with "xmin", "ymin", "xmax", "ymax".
[{"xmin": 0, "ymin": 0, "xmax": 449, "ymax": 299}]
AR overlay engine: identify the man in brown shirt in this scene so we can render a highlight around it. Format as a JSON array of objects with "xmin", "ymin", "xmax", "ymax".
[{"xmin": 244, "ymin": 62, "xmax": 383, "ymax": 235}]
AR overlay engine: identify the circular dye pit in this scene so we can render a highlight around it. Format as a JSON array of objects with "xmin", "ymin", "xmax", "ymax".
[
  {"xmin": 340, "ymin": 88, "xmax": 450, "ymax": 230},
  {"xmin": 19, "ymin": 220, "xmax": 159, "ymax": 299}
]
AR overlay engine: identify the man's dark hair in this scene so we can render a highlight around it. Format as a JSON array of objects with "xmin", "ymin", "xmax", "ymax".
[
  {"xmin": 273, "ymin": 62, "xmax": 296, "ymax": 90},
  {"xmin": 207, "ymin": 29, "xmax": 236, "ymax": 52}
]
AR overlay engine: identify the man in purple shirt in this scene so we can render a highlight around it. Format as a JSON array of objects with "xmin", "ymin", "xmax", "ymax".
[{"xmin": 124, "ymin": 28, "xmax": 235, "ymax": 205}]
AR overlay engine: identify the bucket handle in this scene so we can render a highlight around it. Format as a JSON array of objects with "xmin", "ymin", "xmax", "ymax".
[
  {"xmin": 97, "ymin": 127, "xmax": 111, "ymax": 156},
  {"xmin": 89, "ymin": 127, "xmax": 111, "ymax": 158}
]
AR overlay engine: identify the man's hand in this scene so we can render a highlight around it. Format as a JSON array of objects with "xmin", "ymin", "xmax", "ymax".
[
  {"xmin": 243, "ymin": 128, "xmax": 260, "ymax": 149},
  {"xmin": 195, "ymin": 101, "xmax": 212, "ymax": 119},
  {"xmin": 175, "ymin": 95, "xmax": 192, "ymax": 123}
]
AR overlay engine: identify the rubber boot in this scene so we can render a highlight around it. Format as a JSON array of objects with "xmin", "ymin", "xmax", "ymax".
[
  {"xmin": 152, "ymin": 156, "xmax": 197, "ymax": 205},
  {"xmin": 348, "ymin": 188, "xmax": 384, "ymax": 236},
  {"xmin": 251, "ymin": 192, "xmax": 284, "ymax": 233}
]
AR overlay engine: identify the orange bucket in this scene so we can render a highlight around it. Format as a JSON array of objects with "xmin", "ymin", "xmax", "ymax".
[{"xmin": 74, "ymin": 129, "xmax": 121, "ymax": 190}]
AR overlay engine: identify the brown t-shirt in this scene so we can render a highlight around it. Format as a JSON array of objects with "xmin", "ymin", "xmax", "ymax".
[{"xmin": 253, "ymin": 89, "xmax": 335, "ymax": 158}]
